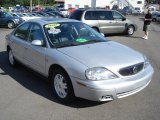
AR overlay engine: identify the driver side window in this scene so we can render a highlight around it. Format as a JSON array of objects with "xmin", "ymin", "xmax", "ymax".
[
  {"xmin": 28, "ymin": 23, "xmax": 45, "ymax": 43},
  {"xmin": 0, "ymin": 12, "xmax": 5, "ymax": 17}
]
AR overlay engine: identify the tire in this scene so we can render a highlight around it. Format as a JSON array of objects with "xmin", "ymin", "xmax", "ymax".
[
  {"xmin": 7, "ymin": 21, "xmax": 15, "ymax": 29},
  {"xmin": 127, "ymin": 25, "xmax": 135, "ymax": 35},
  {"xmin": 8, "ymin": 48, "xmax": 17, "ymax": 67},
  {"xmin": 51, "ymin": 68, "xmax": 75, "ymax": 103},
  {"xmin": 152, "ymin": 18, "xmax": 156, "ymax": 22}
]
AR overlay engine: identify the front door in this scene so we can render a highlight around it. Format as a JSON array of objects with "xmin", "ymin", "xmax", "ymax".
[
  {"xmin": 24, "ymin": 23, "xmax": 46, "ymax": 75},
  {"xmin": 112, "ymin": 11, "xmax": 126, "ymax": 33}
]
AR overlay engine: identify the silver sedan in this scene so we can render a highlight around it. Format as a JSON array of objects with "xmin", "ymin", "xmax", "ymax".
[{"xmin": 6, "ymin": 18, "xmax": 154, "ymax": 103}]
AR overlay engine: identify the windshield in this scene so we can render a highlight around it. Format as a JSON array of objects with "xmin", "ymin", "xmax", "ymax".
[
  {"xmin": 44, "ymin": 22, "xmax": 107, "ymax": 48},
  {"xmin": 17, "ymin": 13, "xmax": 24, "ymax": 17},
  {"xmin": 2, "ymin": 12, "xmax": 11, "ymax": 17},
  {"xmin": 27, "ymin": 13, "xmax": 34, "ymax": 17}
]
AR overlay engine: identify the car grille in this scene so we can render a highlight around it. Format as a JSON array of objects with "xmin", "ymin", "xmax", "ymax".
[{"xmin": 119, "ymin": 62, "xmax": 144, "ymax": 76}]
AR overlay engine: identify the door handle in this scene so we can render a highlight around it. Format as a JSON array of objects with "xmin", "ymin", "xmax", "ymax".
[{"xmin": 24, "ymin": 47, "xmax": 28, "ymax": 50}]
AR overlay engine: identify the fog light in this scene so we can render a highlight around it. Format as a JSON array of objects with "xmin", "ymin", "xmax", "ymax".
[{"xmin": 100, "ymin": 95, "xmax": 113, "ymax": 101}]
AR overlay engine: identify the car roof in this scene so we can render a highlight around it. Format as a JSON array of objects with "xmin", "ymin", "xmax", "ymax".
[
  {"xmin": 27, "ymin": 17, "xmax": 80, "ymax": 25},
  {"xmin": 75, "ymin": 8, "xmax": 115, "ymax": 12}
]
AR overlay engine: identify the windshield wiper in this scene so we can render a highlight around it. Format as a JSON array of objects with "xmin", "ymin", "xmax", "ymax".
[
  {"xmin": 56, "ymin": 42, "xmax": 79, "ymax": 48},
  {"xmin": 79, "ymin": 40, "xmax": 106, "ymax": 45}
]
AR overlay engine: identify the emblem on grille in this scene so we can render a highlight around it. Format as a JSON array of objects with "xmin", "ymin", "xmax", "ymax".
[{"xmin": 133, "ymin": 66, "xmax": 138, "ymax": 74}]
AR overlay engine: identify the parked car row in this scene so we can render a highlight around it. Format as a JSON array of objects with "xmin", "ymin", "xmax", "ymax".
[
  {"xmin": 0, "ymin": 11, "xmax": 24, "ymax": 28},
  {"xmin": 0, "ymin": 10, "xmax": 68, "ymax": 28},
  {"xmin": 1, "ymin": 9, "xmax": 139, "ymax": 37}
]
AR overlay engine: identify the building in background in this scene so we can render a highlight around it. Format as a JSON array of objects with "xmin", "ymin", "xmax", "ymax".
[{"xmin": 64, "ymin": 0, "xmax": 145, "ymax": 10}]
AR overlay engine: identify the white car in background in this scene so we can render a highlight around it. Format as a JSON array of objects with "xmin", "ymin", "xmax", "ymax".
[
  {"xmin": 11, "ymin": 13, "xmax": 29, "ymax": 21},
  {"xmin": 22, "ymin": 13, "xmax": 41, "ymax": 20},
  {"xmin": 133, "ymin": 7, "xmax": 144, "ymax": 15}
]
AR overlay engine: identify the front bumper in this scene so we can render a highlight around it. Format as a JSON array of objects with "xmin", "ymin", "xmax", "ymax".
[
  {"xmin": 13, "ymin": 19, "xmax": 24, "ymax": 27},
  {"xmin": 71, "ymin": 65, "xmax": 154, "ymax": 101}
]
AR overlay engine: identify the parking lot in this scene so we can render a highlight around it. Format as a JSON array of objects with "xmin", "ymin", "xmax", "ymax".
[{"xmin": 0, "ymin": 16, "xmax": 160, "ymax": 120}]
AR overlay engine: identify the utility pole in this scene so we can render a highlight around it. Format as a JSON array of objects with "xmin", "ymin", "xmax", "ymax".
[{"xmin": 91, "ymin": 0, "xmax": 96, "ymax": 8}]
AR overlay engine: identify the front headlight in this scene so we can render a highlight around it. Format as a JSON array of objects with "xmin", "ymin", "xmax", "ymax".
[
  {"xmin": 85, "ymin": 67, "xmax": 118, "ymax": 81},
  {"xmin": 143, "ymin": 55, "xmax": 150, "ymax": 68}
]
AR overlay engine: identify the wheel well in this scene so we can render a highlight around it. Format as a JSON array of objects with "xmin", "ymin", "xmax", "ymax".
[
  {"xmin": 7, "ymin": 46, "xmax": 10, "ymax": 52},
  {"xmin": 48, "ymin": 64, "xmax": 69, "ymax": 81},
  {"xmin": 7, "ymin": 20, "xmax": 14, "ymax": 24},
  {"xmin": 92, "ymin": 27, "xmax": 100, "ymax": 32},
  {"xmin": 152, "ymin": 18, "xmax": 156, "ymax": 21}
]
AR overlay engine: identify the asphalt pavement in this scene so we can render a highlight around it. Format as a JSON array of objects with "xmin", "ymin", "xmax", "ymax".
[{"xmin": 0, "ymin": 16, "xmax": 160, "ymax": 120}]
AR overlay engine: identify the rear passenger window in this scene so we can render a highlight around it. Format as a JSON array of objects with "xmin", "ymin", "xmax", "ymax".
[
  {"xmin": 28, "ymin": 23, "xmax": 45, "ymax": 42},
  {"xmin": 84, "ymin": 11, "xmax": 98, "ymax": 20},
  {"xmin": 14, "ymin": 23, "xmax": 30, "ymax": 40},
  {"xmin": 70, "ymin": 10, "xmax": 83, "ymax": 20},
  {"xmin": 112, "ymin": 11, "xmax": 123, "ymax": 20},
  {"xmin": 97, "ymin": 11, "xmax": 113, "ymax": 20}
]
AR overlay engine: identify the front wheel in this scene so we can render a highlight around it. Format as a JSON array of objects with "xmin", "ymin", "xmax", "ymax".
[
  {"xmin": 7, "ymin": 21, "xmax": 15, "ymax": 29},
  {"xmin": 51, "ymin": 68, "xmax": 75, "ymax": 103},
  {"xmin": 127, "ymin": 26, "xmax": 135, "ymax": 35},
  {"xmin": 152, "ymin": 18, "xmax": 157, "ymax": 22}
]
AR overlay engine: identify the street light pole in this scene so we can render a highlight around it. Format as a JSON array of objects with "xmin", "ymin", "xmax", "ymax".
[
  {"xmin": 91, "ymin": 0, "xmax": 96, "ymax": 8},
  {"xmin": 30, "ymin": 0, "xmax": 32, "ymax": 12}
]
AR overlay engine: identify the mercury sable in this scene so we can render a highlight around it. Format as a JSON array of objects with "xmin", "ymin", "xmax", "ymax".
[{"xmin": 6, "ymin": 18, "xmax": 154, "ymax": 103}]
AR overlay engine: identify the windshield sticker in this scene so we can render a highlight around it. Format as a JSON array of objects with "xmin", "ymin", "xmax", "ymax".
[
  {"xmin": 76, "ymin": 38, "xmax": 88, "ymax": 43},
  {"xmin": 48, "ymin": 28, "xmax": 61, "ymax": 34},
  {"xmin": 45, "ymin": 24, "xmax": 60, "ymax": 28}
]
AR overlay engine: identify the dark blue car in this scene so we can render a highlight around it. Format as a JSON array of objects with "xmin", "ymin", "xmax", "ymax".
[{"xmin": 0, "ymin": 12, "xmax": 23, "ymax": 28}]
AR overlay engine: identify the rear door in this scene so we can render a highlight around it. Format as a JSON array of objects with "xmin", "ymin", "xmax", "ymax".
[
  {"xmin": 112, "ymin": 11, "xmax": 126, "ymax": 33},
  {"xmin": 82, "ymin": 11, "xmax": 100, "ymax": 30},
  {"xmin": 24, "ymin": 23, "xmax": 46, "ymax": 75},
  {"xmin": 11, "ymin": 22, "xmax": 30, "ymax": 62}
]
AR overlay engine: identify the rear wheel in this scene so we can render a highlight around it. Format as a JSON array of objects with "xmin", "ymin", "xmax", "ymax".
[
  {"xmin": 127, "ymin": 25, "xmax": 135, "ymax": 35},
  {"xmin": 7, "ymin": 21, "xmax": 15, "ymax": 29},
  {"xmin": 8, "ymin": 48, "xmax": 17, "ymax": 67},
  {"xmin": 51, "ymin": 68, "xmax": 75, "ymax": 103},
  {"xmin": 152, "ymin": 18, "xmax": 157, "ymax": 22}
]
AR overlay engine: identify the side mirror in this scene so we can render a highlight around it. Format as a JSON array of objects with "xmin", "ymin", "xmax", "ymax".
[
  {"xmin": 31, "ymin": 40, "xmax": 43, "ymax": 46},
  {"xmin": 122, "ymin": 17, "xmax": 126, "ymax": 21}
]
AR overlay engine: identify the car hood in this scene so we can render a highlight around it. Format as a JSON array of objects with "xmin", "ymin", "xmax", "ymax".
[
  {"xmin": 57, "ymin": 41, "xmax": 144, "ymax": 73},
  {"xmin": 9, "ymin": 16, "xmax": 19, "ymax": 19}
]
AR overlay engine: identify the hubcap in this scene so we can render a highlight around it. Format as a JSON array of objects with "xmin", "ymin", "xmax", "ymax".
[
  {"xmin": 54, "ymin": 74, "xmax": 67, "ymax": 98},
  {"xmin": 9, "ymin": 50, "xmax": 14, "ymax": 65},
  {"xmin": 128, "ymin": 27, "xmax": 134, "ymax": 35},
  {"xmin": 8, "ymin": 22, "xmax": 14, "ymax": 28}
]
